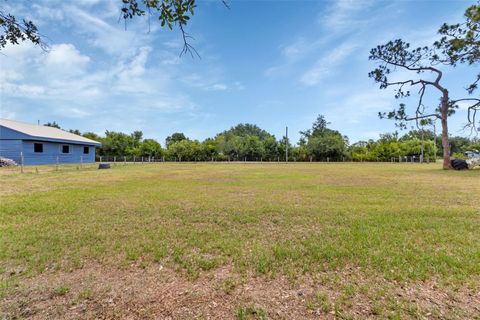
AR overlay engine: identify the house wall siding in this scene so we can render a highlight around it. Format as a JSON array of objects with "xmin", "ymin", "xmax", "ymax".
[
  {"xmin": 1, "ymin": 124, "xmax": 98, "ymax": 165},
  {"xmin": 0, "ymin": 140, "xmax": 23, "ymax": 163},
  {"xmin": 21, "ymin": 141, "xmax": 95, "ymax": 165}
]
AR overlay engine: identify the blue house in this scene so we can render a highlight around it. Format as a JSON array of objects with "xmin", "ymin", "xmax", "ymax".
[{"xmin": 0, "ymin": 118, "xmax": 101, "ymax": 165}]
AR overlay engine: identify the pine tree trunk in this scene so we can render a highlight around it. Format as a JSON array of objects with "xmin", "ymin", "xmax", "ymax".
[{"xmin": 440, "ymin": 90, "xmax": 451, "ymax": 169}]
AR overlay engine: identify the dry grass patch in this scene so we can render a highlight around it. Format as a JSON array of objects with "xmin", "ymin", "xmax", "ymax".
[{"xmin": 1, "ymin": 163, "xmax": 479, "ymax": 318}]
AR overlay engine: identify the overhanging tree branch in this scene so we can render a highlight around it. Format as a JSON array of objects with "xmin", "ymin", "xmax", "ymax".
[{"xmin": 0, "ymin": 10, "xmax": 48, "ymax": 51}]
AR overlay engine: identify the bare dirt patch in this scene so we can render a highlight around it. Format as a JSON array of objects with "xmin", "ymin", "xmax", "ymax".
[{"xmin": 2, "ymin": 263, "xmax": 478, "ymax": 319}]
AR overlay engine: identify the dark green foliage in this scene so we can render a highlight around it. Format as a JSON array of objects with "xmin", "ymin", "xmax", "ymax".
[
  {"xmin": 166, "ymin": 132, "xmax": 187, "ymax": 148},
  {"xmin": 139, "ymin": 139, "xmax": 162, "ymax": 157},
  {"xmin": 27, "ymin": 119, "xmax": 480, "ymax": 162},
  {"xmin": 0, "ymin": 10, "xmax": 45, "ymax": 50},
  {"xmin": 120, "ymin": 0, "xmax": 228, "ymax": 57},
  {"xmin": 348, "ymin": 130, "xmax": 479, "ymax": 161},
  {"xmin": 69, "ymin": 129, "xmax": 82, "ymax": 135},
  {"xmin": 435, "ymin": 2, "xmax": 480, "ymax": 93},
  {"xmin": 215, "ymin": 124, "xmax": 277, "ymax": 161},
  {"xmin": 301, "ymin": 115, "xmax": 348, "ymax": 161},
  {"xmin": 43, "ymin": 121, "xmax": 61, "ymax": 129}
]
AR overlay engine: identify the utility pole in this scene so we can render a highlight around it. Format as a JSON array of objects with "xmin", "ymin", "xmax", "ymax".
[
  {"xmin": 420, "ymin": 125, "xmax": 425, "ymax": 163},
  {"xmin": 285, "ymin": 126, "xmax": 288, "ymax": 163},
  {"xmin": 433, "ymin": 121, "xmax": 437, "ymax": 159}
]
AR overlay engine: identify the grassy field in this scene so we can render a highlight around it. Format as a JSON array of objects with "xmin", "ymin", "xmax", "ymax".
[{"xmin": 1, "ymin": 163, "xmax": 479, "ymax": 319}]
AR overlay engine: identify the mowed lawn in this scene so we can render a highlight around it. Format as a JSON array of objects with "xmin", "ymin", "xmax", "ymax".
[{"xmin": 1, "ymin": 163, "xmax": 479, "ymax": 319}]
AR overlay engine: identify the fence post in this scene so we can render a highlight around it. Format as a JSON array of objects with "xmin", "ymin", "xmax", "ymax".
[
  {"xmin": 56, "ymin": 156, "xmax": 59, "ymax": 171},
  {"xmin": 20, "ymin": 152, "xmax": 24, "ymax": 173},
  {"xmin": 100, "ymin": 156, "xmax": 102, "ymax": 163},
  {"xmin": 80, "ymin": 156, "xmax": 83, "ymax": 169},
  {"xmin": 133, "ymin": 156, "xmax": 136, "ymax": 164},
  {"xmin": 124, "ymin": 156, "xmax": 126, "ymax": 165},
  {"xmin": 114, "ymin": 156, "xmax": 116, "ymax": 165}
]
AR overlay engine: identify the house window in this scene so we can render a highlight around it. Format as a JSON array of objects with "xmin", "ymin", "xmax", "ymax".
[
  {"xmin": 34, "ymin": 143, "xmax": 43, "ymax": 153},
  {"xmin": 83, "ymin": 146, "xmax": 89, "ymax": 154},
  {"xmin": 62, "ymin": 145, "xmax": 70, "ymax": 153}
]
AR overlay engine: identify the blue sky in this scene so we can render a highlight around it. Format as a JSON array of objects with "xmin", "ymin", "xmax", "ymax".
[{"xmin": 0, "ymin": 0, "xmax": 477, "ymax": 145}]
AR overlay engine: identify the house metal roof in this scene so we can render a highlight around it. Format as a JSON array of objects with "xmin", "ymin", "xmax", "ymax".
[{"xmin": 0, "ymin": 118, "xmax": 101, "ymax": 146}]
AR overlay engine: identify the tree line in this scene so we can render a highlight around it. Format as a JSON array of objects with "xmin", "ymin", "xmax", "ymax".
[{"xmin": 45, "ymin": 115, "xmax": 479, "ymax": 162}]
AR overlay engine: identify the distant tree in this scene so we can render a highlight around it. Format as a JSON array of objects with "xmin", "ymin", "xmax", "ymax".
[
  {"xmin": 201, "ymin": 138, "xmax": 218, "ymax": 160},
  {"xmin": 166, "ymin": 132, "xmax": 187, "ymax": 148},
  {"xmin": 378, "ymin": 132, "xmax": 399, "ymax": 143},
  {"xmin": 369, "ymin": 1, "xmax": 480, "ymax": 169},
  {"xmin": 468, "ymin": 138, "xmax": 480, "ymax": 151},
  {"xmin": 263, "ymin": 136, "xmax": 279, "ymax": 161},
  {"xmin": 102, "ymin": 131, "xmax": 146, "ymax": 157},
  {"xmin": 44, "ymin": 121, "xmax": 61, "ymax": 129},
  {"xmin": 290, "ymin": 144, "xmax": 308, "ymax": 161},
  {"xmin": 307, "ymin": 133, "xmax": 346, "ymax": 161},
  {"xmin": 69, "ymin": 129, "xmax": 82, "ymax": 135},
  {"xmin": 301, "ymin": 115, "xmax": 348, "ymax": 161},
  {"xmin": 349, "ymin": 142, "xmax": 369, "ymax": 161},
  {"xmin": 401, "ymin": 140, "xmax": 436, "ymax": 158},
  {"xmin": 139, "ymin": 139, "xmax": 162, "ymax": 158},
  {"xmin": 215, "ymin": 124, "xmax": 277, "ymax": 161},
  {"xmin": 131, "ymin": 131, "xmax": 143, "ymax": 147},
  {"xmin": 449, "ymin": 136, "xmax": 474, "ymax": 154},
  {"xmin": 220, "ymin": 123, "xmax": 273, "ymax": 141},
  {"xmin": 167, "ymin": 139, "xmax": 201, "ymax": 161},
  {"xmin": 243, "ymin": 135, "xmax": 265, "ymax": 161},
  {"xmin": 82, "ymin": 132, "xmax": 102, "ymax": 141},
  {"xmin": 401, "ymin": 130, "xmax": 436, "ymax": 142}
]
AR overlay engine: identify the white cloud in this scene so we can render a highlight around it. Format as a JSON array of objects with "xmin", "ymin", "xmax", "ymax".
[
  {"xmin": 62, "ymin": 4, "xmax": 146, "ymax": 57},
  {"xmin": 208, "ymin": 83, "xmax": 228, "ymax": 91},
  {"xmin": 456, "ymin": 100, "xmax": 479, "ymax": 111},
  {"xmin": 319, "ymin": 0, "xmax": 375, "ymax": 33},
  {"xmin": 265, "ymin": 0, "xmax": 382, "ymax": 80},
  {"xmin": 322, "ymin": 87, "xmax": 395, "ymax": 128},
  {"xmin": 44, "ymin": 44, "xmax": 90, "ymax": 75},
  {"xmin": 281, "ymin": 37, "xmax": 312, "ymax": 61},
  {"xmin": 300, "ymin": 42, "xmax": 358, "ymax": 86},
  {"xmin": 1, "ymin": 83, "xmax": 46, "ymax": 96},
  {"xmin": 265, "ymin": 37, "xmax": 327, "ymax": 78},
  {"xmin": 116, "ymin": 46, "xmax": 151, "ymax": 82}
]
